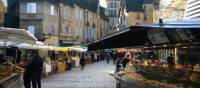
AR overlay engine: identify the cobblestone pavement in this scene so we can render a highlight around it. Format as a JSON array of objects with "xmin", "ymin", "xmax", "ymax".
[{"xmin": 42, "ymin": 61, "xmax": 116, "ymax": 88}]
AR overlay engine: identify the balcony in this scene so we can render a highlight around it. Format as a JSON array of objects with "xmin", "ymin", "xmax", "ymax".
[{"xmin": 20, "ymin": 13, "xmax": 44, "ymax": 20}]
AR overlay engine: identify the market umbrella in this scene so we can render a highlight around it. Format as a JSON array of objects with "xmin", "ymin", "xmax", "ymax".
[
  {"xmin": 0, "ymin": 27, "xmax": 37, "ymax": 47},
  {"xmin": 0, "ymin": 27, "xmax": 37, "ymax": 60}
]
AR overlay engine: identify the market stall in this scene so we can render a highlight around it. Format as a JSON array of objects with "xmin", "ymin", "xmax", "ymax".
[
  {"xmin": 0, "ymin": 27, "xmax": 37, "ymax": 88},
  {"xmin": 87, "ymin": 18, "xmax": 200, "ymax": 88}
]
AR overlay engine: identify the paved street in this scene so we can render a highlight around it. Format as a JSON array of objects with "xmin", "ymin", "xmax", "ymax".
[{"xmin": 42, "ymin": 61, "xmax": 116, "ymax": 88}]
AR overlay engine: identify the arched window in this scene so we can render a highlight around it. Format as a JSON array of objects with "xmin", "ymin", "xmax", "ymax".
[{"xmin": 49, "ymin": 25, "xmax": 54, "ymax": 34}]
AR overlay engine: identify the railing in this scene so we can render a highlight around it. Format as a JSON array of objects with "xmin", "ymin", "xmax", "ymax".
[
  {"xmin": 0, "ymin": 73, "xmax": 23, "ymax": 88},
  {"xmin": 0, "ymin": 62, "xmax": 24, "ymax": 88}
]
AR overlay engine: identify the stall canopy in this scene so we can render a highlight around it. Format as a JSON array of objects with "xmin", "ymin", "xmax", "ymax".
[
  {"xmin": 0, "ymin": 27, "xmax": 37, "ymax": 47},
  {"xmin": 87, "ymin": 18, "xmax": 200, "ymax": 51},
  {"xmin": 87, "ymin": 26, "xmax": 149, "ymax": 51}
]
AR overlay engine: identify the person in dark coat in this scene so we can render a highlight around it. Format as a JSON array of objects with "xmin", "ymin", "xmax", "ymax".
[
  {"xmin": 122, "ymin": 55, "xmax": 131, "ymax": 68},
  {"xmin": 23, "ymin": 55, "xmax": 33, "ymax": 88},
  {"xmin": 31, "ymin": 52, "xmax": 43, "ymax": 88},
  {"xmin": 167, "ymin": 54, "xmax": 174, "ymax": 65},
  {"xmin": 80, "ymin": 53, "xmax": 85, "ymax": 70}
]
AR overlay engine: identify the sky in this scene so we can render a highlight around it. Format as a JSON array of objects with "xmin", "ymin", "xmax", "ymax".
[
  {"xmin": 1, "ymin": 0, "xmax": 8, "ymax": 7},
  {"xmin": 161, "ymin": 0, "xmax": 173, "ymax": 6},
  {"xmin": 100, "ymin": 0, "xmax": 106, "ymax": 8}
]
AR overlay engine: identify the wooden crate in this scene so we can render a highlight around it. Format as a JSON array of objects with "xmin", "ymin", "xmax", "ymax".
[
  {"xmin": 0, "ymin": 66, "xmax": 12, "ymax": 78},
  {"xmin": 57, "ymin": 62, "xmax": 66, "ymax": 72}
]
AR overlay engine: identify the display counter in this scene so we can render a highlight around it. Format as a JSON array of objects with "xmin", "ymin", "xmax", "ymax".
[
  {"xmin": 57, "ymin": 62, "xmax": 66, "ymax": 72},
  {"xmin": 0, "ymin": 73, "xmax": 22, "ymax": 88},
  {"xmin": 112, "ymin": 62, "xmax": 200, "ymax": 88}
]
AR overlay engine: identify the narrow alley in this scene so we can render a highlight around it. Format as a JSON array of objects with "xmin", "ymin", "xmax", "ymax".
[{"xmin": 42, "ymin": 61, "xmax": 116, "ymax": 88}]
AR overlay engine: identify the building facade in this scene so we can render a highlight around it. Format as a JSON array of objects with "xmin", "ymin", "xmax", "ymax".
[
  {"xmin": 185, "ymin": 0, "xmax": 200, "ymax": 19},
  {"xmin": 20, "ymin": 0, "xmax": 60, "ymax": 46},
  {"xmin": 118, "ymin": 0, "xmax": 144, "ymax": 31},
  {"xmin": 18, "ymin": 0, "xmax": 109, "ymax": 46},
  {"xmin": 160, "ymin": 0, "xmax": 187, "ymax": 22},
  {"xmin": 0, "ymin": 0, "xmax": 7, "ymax": 26},
  {"xmin": 143, "ymin": 0, "xmax": 160, "ymax": 23},
  {"xmin": 106, "ymin": 0, "xmax": 121, "ymax": 34}
]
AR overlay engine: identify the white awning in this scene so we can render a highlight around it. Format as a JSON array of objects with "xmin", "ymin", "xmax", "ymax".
[{"xmin": 0, "ymin": 27, "xmax": 37, "ymax": 45}]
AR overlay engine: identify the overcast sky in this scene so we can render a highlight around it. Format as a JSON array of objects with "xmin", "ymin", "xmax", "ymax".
[{"xmin": 100, "ymin": 0, "xmax": 106, "ymax": 8}]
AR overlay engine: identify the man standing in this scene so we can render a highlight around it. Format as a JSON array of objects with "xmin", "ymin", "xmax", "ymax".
[
  {"xmin": 167, "ymin": 54, "xmax": 174, "ymax": 65},
  {"xmin": 31, "ymin": 52, "xmax": 43, "ymax": 88}
]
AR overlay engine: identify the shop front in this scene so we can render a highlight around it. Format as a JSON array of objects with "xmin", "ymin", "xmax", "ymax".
[{"xmin": 88, "ymin": 18, "xmax": 200, "ymax": 88}]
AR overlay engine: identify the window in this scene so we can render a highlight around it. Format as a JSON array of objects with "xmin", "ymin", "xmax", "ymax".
[
  {"xmin": 80, "ymin": 10, "xmax": 82, "ymax": 20},
  {"xmin": 27, "ymin": 3, "xmax": 36, "ymax": 13},
  {"xmin": 111, "ymin": 2, "xmax": 113, "ymax": 8},
  {"xmin": 111, "ymin": 10, "xmax": 113, "ymax": 16},
  {"xmin": 50, "ymin": 5, "xmax": 55, "ymax": 15},
  {"xmin": 49, "ymin": 25, "xmax": 55, "ymax": 34},
  {"xmin": 114, "ymin": 2, "xmax": 117, "ymax": 8},
  {"xmin": 113, "ymin": 10, "xmax": 116, "ymax": 16},
  {"xmin": 76, "ymin": 8, "xmax": 79, "ymax": 19},
  {"xmin": 63, "ymin": 27, "xmax": 67, "ymax": 35},
  {"xmin": 28, "ymin": 26, "xmax": 35, "ymax": 35},
  {"xmin": 68, "ymin": 26, "xmax": 72, "ymax": 34}
]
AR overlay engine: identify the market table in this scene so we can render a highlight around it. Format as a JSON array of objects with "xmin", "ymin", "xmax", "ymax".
[
  {"xmin": 0, "ymin": 73, "xmax": 22, "ymax": 88},
  {"xmin": 110, "ymin": 73, "xmax": 159, "ymax": 88}
]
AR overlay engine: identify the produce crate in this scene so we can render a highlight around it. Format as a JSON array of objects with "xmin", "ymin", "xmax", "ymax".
[
  {"xmin": 0, "ymin": 66, "xmax": 13, "ymax": 79},
  {"xmin": 57, "ymin": 62, "xmax": 66, "ymax": 72}
]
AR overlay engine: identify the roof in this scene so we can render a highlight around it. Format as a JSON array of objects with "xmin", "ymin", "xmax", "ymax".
[
  {"xmin": 87, "ymin": 0, "xmax": 99, "ymax": 12},
  {"xmin": 73, "ymin": 0, "xmax": 99, "ymax": 13},
  {"xmin": 143, "ymin": 0, "xmax": 160, "ymax": 4},
  {"xmin": 0, "ymin": 27, "xmax": 37, "ymax": 45},
  {"xmin": 125, "ymin": 0, "xmax": 144, "ymax": 12},
  {"xmin": 141, "ymin": 18, "xmax": 200, "ymax": 28},
  {"xmin": 61, "ymin": 0, "xmax": 74, "ymax": 7}
]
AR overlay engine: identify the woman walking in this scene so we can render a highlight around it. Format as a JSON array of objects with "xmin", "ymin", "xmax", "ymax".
[{"xmin": 80, "ymin": 53, "xmax": 85, "ymax": 70}]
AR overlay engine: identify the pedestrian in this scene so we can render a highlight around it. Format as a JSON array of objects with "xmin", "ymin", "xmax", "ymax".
[
  {"xmin": 122, "ymin": 55, "xmax": 131, "ymax": 68},
  {"xmin": 94, "ymin": 53, "xmax": 97, "ymax": 62},
  {"xmin": 115, "ymin": 59, "xmax": 123, "ymax": 73},
  {"xmin": 23, "ymin": 54, "xmax": 33, "ymax": 88},
  {"xmin": 167, "ymin": 54, "xmax": 175, "ymax": 69},
  {"xmin": 167, "ymin": 54, "xmax": 174, "ymax": 65},
  {"xmin": 106, "ymin": 53, "xmax": 111, "ymax": 64},
  {"xmin": 31, "ymin": 52, "xmax": 43, "ymax": 88},
  {"xmin": 80, "ymin": 53, "xmax": 85, "ymax": 70},
  {"xmin": 112, "ymin": 52, "xmax": 117, "ymax": 64},
  {"xmin": 91, "ymin": 53, "xmax": 94, "ymax": 63},
  {"xmin": 151, "ymin": 55, "xmax": 159, "ymax": 65}
]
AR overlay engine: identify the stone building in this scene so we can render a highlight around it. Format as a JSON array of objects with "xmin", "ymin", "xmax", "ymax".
[
  {"xmin": 185, "ymin": 0, "xmax": 200, "ymax": 19},
  {"xmin": 160, "ymin": 0, "xmax": 187, "ymax": 22},
  {"xmin": 106, "ymin": 0, "xmax": 121, "ymax": 34},
  {"xmin": 118, "ymin": 0, "xmax": 144, "ymax": 31},
  {"xmin": 143, "ymin": 0, "xmax": 160, "ymax": 23},
  {"xmin": 0, "ymin": 0, "xmax": 7, "ymax": 26}
]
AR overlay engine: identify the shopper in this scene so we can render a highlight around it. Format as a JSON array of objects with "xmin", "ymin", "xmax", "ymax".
[
  {"xmin": 122, "ymin": 55, "xmax": 131, "ymax": 68},
  {"xmin": 31, "ymin": 52, "xmax": 43, "ymax": 88},
  {"xmin": 106, "ymin": 53, "xmax": 111, "ymax": 64},
  {"xmin": 23, "ymin": 54, "xmax": 33, "ymax": 88},
  {"xmin": 80, "ymin": 53, "xmax": 85, "ymax": 70},
  {"xmin": 167, "ymin": 54, "xmax": 174, "ymax": 65},
  {"xmin": 115, "ymin": 59, "xmax": 123, "ymax": 73},
  {"xmin": 91, "ymin": 53, "xmax": 94, "ymax": 63},
  {"xmin": 152, "ymin": 55, "xmax": 159, "ymax": 65},
  {"xmin": 0, "ymin": 51, "xmax": 5, "ymax": 64},
  {"xmin": 112, "ymin": 52, "xmax": 117, "ymax": 64}
]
